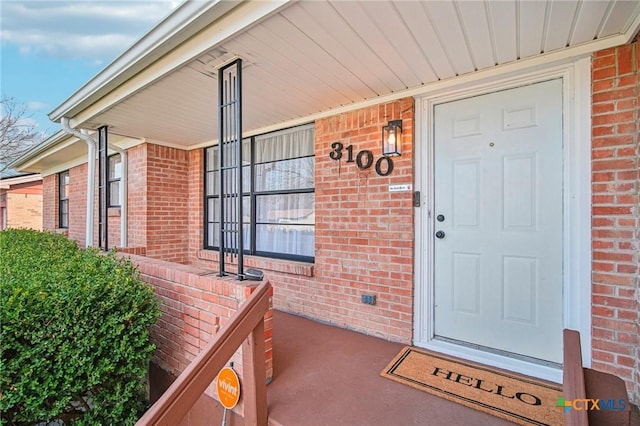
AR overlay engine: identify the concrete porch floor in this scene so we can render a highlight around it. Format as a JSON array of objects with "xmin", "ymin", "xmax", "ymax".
[
  {"xmin": 267, "ymin": 310, "xmax": 516, "ymax": 426},
  {"xmin": 157, "ymin": 310, "xmax": 639, "ymax": 425}
]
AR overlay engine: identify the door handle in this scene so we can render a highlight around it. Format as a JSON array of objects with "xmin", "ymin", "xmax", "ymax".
[{"xmin": 435, "ymin": 231, "xmax": 445, "ymax": 239}]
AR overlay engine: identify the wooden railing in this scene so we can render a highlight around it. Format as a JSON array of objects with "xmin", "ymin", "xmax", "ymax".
[
  {"xmin": 137, "ymin": 282, "xmax": 271, "ymax": 426},
  {"xmin": 563, "ymin": 329, "xmax": 589, "ymax": 426},
  {"xmin": 563, "ymin": 329, "xmax": 631, "ymax": 426}
]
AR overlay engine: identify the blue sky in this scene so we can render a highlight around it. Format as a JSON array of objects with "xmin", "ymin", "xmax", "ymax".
[{"xmin": 1, "ymin": 0, "xmax": 178, "ymax": 138}]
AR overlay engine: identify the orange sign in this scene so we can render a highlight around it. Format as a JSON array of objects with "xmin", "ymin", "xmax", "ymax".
[{"xmin": 216, "ymin": 367, "xmax": 241, "ymax": 409}]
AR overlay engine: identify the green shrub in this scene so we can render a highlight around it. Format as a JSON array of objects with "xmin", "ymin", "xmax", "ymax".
[{"xmin": 0, "ymin": 229, "xmax": 161, "ymax": 425}]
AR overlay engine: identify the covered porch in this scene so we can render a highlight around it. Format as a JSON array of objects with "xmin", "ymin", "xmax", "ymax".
[
  {"xmin": 152, "ymin": 310, "xmax": 529, "ymax": 425},
  {"xmin": 8, "ymin": 0, "xmax": 640, "ymax": 418},
  {"xmin": 155, "ymin": 310, "xmax": 640, "ymax": 425},
  {"xmin": 266, "ymin": 310, "xmax": 517, "ymax": 426}
]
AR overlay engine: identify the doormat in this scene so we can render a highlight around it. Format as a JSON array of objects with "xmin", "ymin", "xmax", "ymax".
[{"xmin": 381, "ymin": 347, "xmax": 562, "ymax": 426}]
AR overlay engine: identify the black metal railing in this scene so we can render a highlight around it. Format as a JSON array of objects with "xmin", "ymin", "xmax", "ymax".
[
  {"xmin": 217, "ymin": 59, "xmax": 244, "ymax": 279},
  {"xmin": 98, "ymin": 126, "xmax": 108, "ymax": 250}
]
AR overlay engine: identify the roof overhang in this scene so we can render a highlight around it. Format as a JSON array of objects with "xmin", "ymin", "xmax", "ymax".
[
  {"xmin": 21, "ymin": 0, "xmax": 640, "ymax": 166},
  {"xmin": 49, "ymin": 0, "xmax": 289, "ymax": 125},
  {"xmin": 0, "ymin": 173, "xmax": 42, "ymax": 189},
  {"xmin": 9, "ymin": 130, "xmax": 140, "ymax": 175}
]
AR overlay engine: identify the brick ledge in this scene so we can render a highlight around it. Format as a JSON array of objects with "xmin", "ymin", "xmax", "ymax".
[{"xmin": 197, "ymin": 249, "xmax": 314, "ymax": 277}]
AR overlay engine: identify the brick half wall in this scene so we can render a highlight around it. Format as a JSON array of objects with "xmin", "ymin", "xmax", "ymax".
[{"xmin": 121, "ymin": 253, "xmax": 273, "ymax": 417}]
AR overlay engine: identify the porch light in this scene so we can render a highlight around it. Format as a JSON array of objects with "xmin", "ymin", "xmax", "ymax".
[{"xmin": 382, "ymin": 120, "xmax": 402, "ymax": 156}]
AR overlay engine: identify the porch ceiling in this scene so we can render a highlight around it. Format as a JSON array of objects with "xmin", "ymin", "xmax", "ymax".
[{"xmin": 82, "ymin": 0, "xmax": 640, "ymax": 148}]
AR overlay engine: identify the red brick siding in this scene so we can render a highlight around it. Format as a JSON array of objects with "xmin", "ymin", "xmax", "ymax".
[
  {"xmin": 41, "ymin": 143, "xmax": 188, "ymax": 255},
  {"xmin": 107, "ymin": 208, "xmax": 121, "ymax": 248},
  {"xmin": 128, "ymin": 144, "xmax": 148, "ymax": 249},
  {"xmin": 111, "ymin": 143, "xmax": 189, "ymax": 257},
  {"xmin": 192, "ymin": 98, "xmax": 416, "ymax": 344},
  {"xmin": 145, "ymin": 144, "xmax": 190, "ymax": 263},
  {"xmin": 187, "ymin": 149, "xmax": 204, "ymax": 264},
  {"xmin": 5, "ymin": 181, "xmax": 43, "ymax": 230},
  {"xmin": 43, "ymin": 175, "xmax": 57, "ymax": 231},
  {"xmin": 122, "ymin": 253, "xmax": 273, "ymax": 417},
  {"xmin": 39, "ymin": 162, "xmax": 100, "ymax": 247},
  {"xmin": 591, "ymin": 40, "xmax": 639, "ymax": 402},
  {"xmin": 311, "ymin": 98, "xmax": 414, "ymax": 341},
  {"xmin": 68, "ymin": 164, "xmax": 89, "ymax": 247}
]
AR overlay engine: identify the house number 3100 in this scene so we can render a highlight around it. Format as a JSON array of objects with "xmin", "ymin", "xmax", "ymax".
[{"xmin": 329, "ymin": 142, "xmax": 394, "ymax": 176}]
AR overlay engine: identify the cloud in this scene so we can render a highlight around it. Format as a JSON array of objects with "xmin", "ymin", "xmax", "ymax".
[
  {"xmin": 0, "ymin": 1, "xmax": 178, "ymax": 64},
  {"xmin": 16, "ymin": 116, "xmax": 40, "ymax": 128},
  {"xmin": 26, "ymin": 101, "xmax": 49, "ymax": 111}
]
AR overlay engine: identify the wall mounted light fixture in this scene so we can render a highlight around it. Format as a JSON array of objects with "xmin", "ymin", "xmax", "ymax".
[{"xmin": 382, "ymin": 119, "xmax": 402, "ymax": 156}]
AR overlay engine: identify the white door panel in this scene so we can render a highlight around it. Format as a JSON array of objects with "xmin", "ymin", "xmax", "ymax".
[{"xmin": 433, "ymin": 79, "xmax": 563, "ymax": 363}]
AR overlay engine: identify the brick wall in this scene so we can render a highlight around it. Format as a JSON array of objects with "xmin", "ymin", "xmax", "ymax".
[
  {"xmin": 107, "ymin": 208, "xmax": 121, "ymax": 248},
  {"xmin": 6, "ymin": 181, "xmax": 43, "ymax": 230},
  {"xmin": 43, "ymin": 175, "xmax": 58, "ymax": 231},
  {"xmin": 591, "ymin": 40, "xmax": 639, "ymax": 403},
  {"xmin": 42, "ymin": 162, "xmax": 124, "ymax": 248},
  {"xmin": 145, "ymin": 144, "xmax": 190, "ymax": 263},
  {"xmin": 128, "ymin": 144, "xmax": 148, "ymax": 249},
  {"xmin": 311, "ymin": 98, "xmax": 415, "ymax": 341},
  {"xmin": 122, "ymin": 253, "xmax": 273, "ymax": 417},
  {"xmin": 68, "ymin": 164, "xmax": 89, "ymax": 246},
  {"xmin": 191, "ymin": 98, "xmax": 416, "ymax": 344},
  {"xmin": 187, "ymin": 149, "xmax": 204, "ymax": 263},
  {"xmin": 40, "ymin": 143, "xmax": 189, "ymax": 254},
  {"xmin": 107, "ymin": 143, "xmax": 190, "ymax": 258}
]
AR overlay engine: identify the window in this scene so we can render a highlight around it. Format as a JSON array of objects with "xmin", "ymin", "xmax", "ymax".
[
  {"xmin": 205, "ymin": 124, "xmax": 315, "ymax": 262},
  {"xmin": 59, "ymin": 171, "xmax": 69, "ymax": 229},
  {"xmin": 108, "ymin": 154, "xmax": 122, "ymax": 207}
]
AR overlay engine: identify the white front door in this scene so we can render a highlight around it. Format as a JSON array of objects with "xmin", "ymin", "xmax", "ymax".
[{"xmin": 433, "ymin": 79, "xmax": 563, "ymax": 364}]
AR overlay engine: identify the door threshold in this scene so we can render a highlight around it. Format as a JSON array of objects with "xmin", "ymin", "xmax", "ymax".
[
  {"xmin": 434, "ymin": 336, "xmax": 562, "ymax": 369},
  {"xmin": 416, "ymin": 338, "xmax": 562, "ymax": 384}
]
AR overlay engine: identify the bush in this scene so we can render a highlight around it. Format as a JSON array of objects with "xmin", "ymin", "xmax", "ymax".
[{"xmin": 0, "ymin": 229, "xmax": 161, "ymax": 425}]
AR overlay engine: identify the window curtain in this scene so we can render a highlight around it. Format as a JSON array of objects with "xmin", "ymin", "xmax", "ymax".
[{"xmin": 254, "ymin": 124, "xmax": 315, "ymax": 258}]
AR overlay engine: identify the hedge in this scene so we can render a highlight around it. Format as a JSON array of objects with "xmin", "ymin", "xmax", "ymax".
[{"xmin": 0, "ymin": 229, "xmax": 161, "ymax": 425}]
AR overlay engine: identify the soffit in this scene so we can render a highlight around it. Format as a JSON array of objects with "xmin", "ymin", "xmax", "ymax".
[
  {"xmin": 13, "ymin": 132, "xmax": 140, "ymax": 174},
  {"xmin": 80, "ymin": 0, "xmax": 640, "ymax": 148}
]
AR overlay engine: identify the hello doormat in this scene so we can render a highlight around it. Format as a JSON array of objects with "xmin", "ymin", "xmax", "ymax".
[{"xmin": 381, "ymin": 347, "xmax": 563, "ymax": 426}]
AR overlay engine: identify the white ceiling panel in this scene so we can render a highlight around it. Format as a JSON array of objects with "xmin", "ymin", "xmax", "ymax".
[
  {"xmin": 424, "ymin": 1, "xmax": 475, "ymax": 75},
  {"xmin": 395, "ymin": 1, "xmax": 452, "ymax": 79},
  {"xmin": 456, "ymin": 1, "xmax": 495, "ymax": 70},
  {"xmin": 600, "ymin": 1, "xmax": 640, "ymax": 36},
  {"xmin": 571, "ymin": 1, "xmax": 611, "ymax": 45},
  {"xmin": 260, "ymin": 14, "xmax": 368, "ymax": 101},
  {"xmin": 519, "ymin": 1, "xmax": 548, "ymax": 58},
  {"xmin": 488, "ymin": 0, "xmax": 518, "ymax": 64},
  {"xmin": 331, "ymin": 1, "xmax": 422, "ymax": 89},
  {"xmin": 70, "ymin": 0, "xmax": 640, "ymax": 149},
  {"xmin": 281, "ymin": 2, "xmax": 389, "ymax": 96},
  {"xmin": 227, "ymin": 37, "xmax": 332, "ymax": 109},
  {"xmin": 544, "ymin": 1, "xmax": 580, "ymax": 51}
]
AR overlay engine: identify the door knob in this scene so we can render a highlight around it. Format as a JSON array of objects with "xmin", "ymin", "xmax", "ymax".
[
  {"xmin": 436, "ymin": 214, "xmax": 445, "ymax": 222},
  {"xmin": 435, "ymin": 231, "xmax": 445, "ymax": 239}
]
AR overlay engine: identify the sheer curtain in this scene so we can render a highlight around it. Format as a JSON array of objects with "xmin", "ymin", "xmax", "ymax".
[
  {"xmin": 254, "ymin": 124, "xmax": 315, "ymax": 258},
  {"xmin": 204, "ymin": 124, "xmax": 315, "ymax": 260}
]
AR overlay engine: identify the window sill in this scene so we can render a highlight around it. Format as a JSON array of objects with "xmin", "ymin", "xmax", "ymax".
[
  {"xmin": 108, "ymin": 207, "xmax": 121, "ymax": 217},
  {"xmin": 197, "ymin": 249, "xmax": 314, "ymax": 277}
]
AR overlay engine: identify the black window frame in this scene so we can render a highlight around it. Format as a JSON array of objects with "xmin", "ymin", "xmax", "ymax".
[
  {"xmin": 108, "ymin": 154, "xmax": 122, "ymax": 208},
  {"xmin": 58, "ymin": 170, "xmax": 69, "ymax": 229},
  {"xmin": 204, "ymin": 124, "xmax": 315, "ymax": 263}
]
